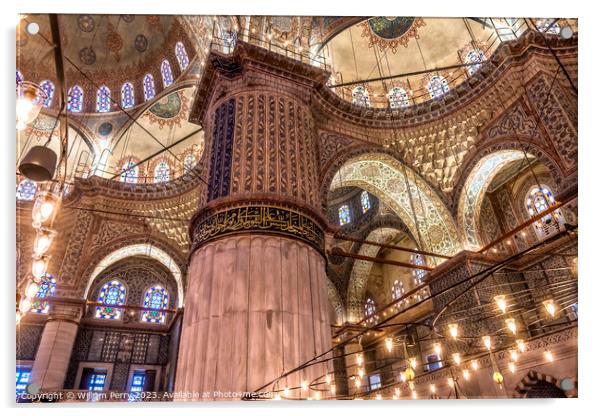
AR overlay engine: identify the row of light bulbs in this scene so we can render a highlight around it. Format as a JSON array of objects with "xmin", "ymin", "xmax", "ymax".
[{"xmin": 16, "ymin": 190, "xmax": 61, "ymax": 324}]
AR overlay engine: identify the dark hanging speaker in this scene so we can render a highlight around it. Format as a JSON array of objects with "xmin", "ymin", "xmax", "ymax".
[{"xmin": 18, "ymin": 146, "xmax": 58, "ymax": 182}]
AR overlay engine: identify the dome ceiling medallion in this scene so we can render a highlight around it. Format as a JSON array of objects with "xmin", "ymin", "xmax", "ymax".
[{"xmin": 359, "ymin": 17, "xmax": 426, "ymax": 53}]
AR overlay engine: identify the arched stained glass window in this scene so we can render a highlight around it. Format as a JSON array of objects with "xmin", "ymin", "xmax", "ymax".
[
  {"xmin": 30, "ymin": 274, "xmax": 57, "ymax": 314},
  {"xmin": 121, "ymin": 82, "xmax": 135, "ymax": 109},
  {"xmin": 143, "ymin": 74, "xmax": 156, "ymax": 101},
  {"xmin": 95, "ymin": 280, "xmax": 126, "ymax": 320},
  {"xmin": 365, "ymin": 297, "xmax": 376, "ymax": 317},
  {"xmin": 352, "ymin": 86, "xmax": 371, "ymax": 108},
  {"xmin": 16, "ymin": 70, "xmax": 23, "ymax": 85},
  {"xmin": 16, "ymin": 179, "xmax": 37, "ymax": 201},
  {"xmin": 67, "ymin": 85, "xmax": 84, "ymax": 113},
  {"xmin": 526, "ymin": 186, "xmax": 565, "ymax": 239},
  {"xmin": 223, "ymin": 31, "xmax": 237, "ymax": 52},
  {"xmin": 391, "ymin": 280, "xmax": 404, "ymax": 300},
  {"xmin": 338, "ymin": 204, "xmax": 351, "ymax": 226},
  {"xmin": 40, "ymin": 80, "xmax": 55, "ymax": 107},
  {"xmin": 464, "ymin": 49, "xmax": 486, "ymax": 76},
  {"xmin": 96, "ymin": 85, "xmax": 111, "ymax": 112},
  {"xmin": 536, "ymin": 19, "xmax": 561, "ymax": 35},
  {"xmin": 360, "ymin": 191, "xmax": 371, "ymax": 213},
  {"xmin": 412, "ymin": 254, "xmax": 427, "ymax": 285},
  {"xmin": 141, "ymin": 285, "xmax": 169, "ymax": 323},
  {"xmin": 161, "ymin": 59, "xmax": 173, "ymax": 88},
  {"xmin": 426, "ymin": 75, "xmax": 449, "ymax": 99},
  {"xmin": 175, "ymin": 42, "xmax": 189, "ymax": 71},
  {"xmin": 183, "ymin": 153, "xmax": 195, "ymax": 173},
  {"xmin": 388, "ymin": 86, "xmax": 410, "ymax": 108},
  {"xmin": 154, "ymin": 161, "xmax": 170, "ymax": 183},
  {"xmin": 120, "ymin": 161, "xmax": 138, "ymax": 184}
]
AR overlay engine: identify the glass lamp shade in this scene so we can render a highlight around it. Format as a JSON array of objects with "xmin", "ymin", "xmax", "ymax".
[
  {"xmin": 32, "ymin": 191, "xmax": 60, "ymax": 228},
  {"xmin": 26, "ymin": 280, "xmax": 41, "ymax": 298},
  {"xmin": 16, "ymin": 81, "xmax": 47, "ymax": 130},
  {"xmin": 33, "ymin": 227, "xmax": 57, "ymax": 257},
  {"xmin": 18, "ymin": 145, "xmax": 58, "ymax": 182}
]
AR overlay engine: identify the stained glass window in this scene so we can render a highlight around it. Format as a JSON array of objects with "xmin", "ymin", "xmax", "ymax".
[
  {"xmin": 175, "ymin": 42, "xmax": 189, "ymax": 70},
  {"xmin": 143, "ymin": 74, "xmax": 156, "ymax": 101},
  {"xmin": 223, "ymin": 31, "xmax": 237, "ymax": 51},
  {"xmin": 30, "ymin": 274, "xmax": 57, "ymax": 314},
  {"xmin": 96, "ymin": 85, "xmax": 111, "ymax": 112},
  {"xmin": 16, "ymin": 179, "xmax": 37, "ymax": 201},
  {"xmin": 121, "ymin": 82, "xmax": 135, "ymax": 109},
  {"xmin": 40, "ymin": 80, "xmax": 55, "ymax": 108},
  {"xmin": 120, "ymin": 161, "xmax": 138, "ymax": 184},
  {"xmin": 536, "ymin": 19, "xmax": 561, "ymax": 35},
  {"xmin": 96, "ymin": 280, "xmax": 126, "ymax": 320},
  {"xmin": 464, "ymin": 49, "xmax": 486, "ymax": 76},
  {"xmin": 360, "ymin": 190, "xmax": 371, "ymax": 213},
  {"xmin": 161, "ymin": 59, "xmax": 173, "ymax": 88},
  {"xmin": 426, "ymin": 75, "xmax": 449, "ymax": 99},
  {"xmin": 154, "ymin": 161, "xmax": 170, "ymax": 183},
  {"xmin": 16, "ymin": 368, "xmax": 31, "ymax": 397},
  {"xmin": 184, "ymin": 153, "xmax": 196, "ymax": 173},
  {"xmin": 142, "ymin": 285, "xmax": 169, "ymax": 323},
  {"xmin": 387, "ymin": 86, "xmax": 410, "ymax": 108},
  {"xmin": 526, "ymin": 186, "xmax": 564, "ymax": 238},
  {"xmin": 391, "ymin": 280, "xmax": 404, "ymax": 300},
  {"xmin": 412, "ymin": 254, "xmax": 427, "ymax": 285},
  {"xmin": 16, "ymin": 70, "xmax": 23, "ymax": 85},
  {"xmin": 352, "ymin": 86, "xmax": 371, "ymax": 108},
  {"xmin": 338, "ymin": 204, "xmax": 351, "ymax": 226},
  {"xmin": 67, "ymin": 85, "xmax": 84, "ymax": 113},
  {"xmin": 365, "ymin": 297, "xmax": 376, "ymax": 317}
]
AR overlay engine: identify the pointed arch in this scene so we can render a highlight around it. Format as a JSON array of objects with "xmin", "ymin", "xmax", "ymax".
[
  {"xmin": 331, "ymin": 152, "xmax": 461, "ymax": 257},
  {"xmin": 175, "ymin": 41, "xmax": 189, "ymax": 70},
  {"xmin": 161, "ymin": 59, "xmax": 174, "ymax": 88},
  {"xmin": 40, "ymin": 80, "xmax": 55, "ymax": 107},
  {"xmin": 143, "ymin": 74, "xmax": 156, "ymax": 101}
]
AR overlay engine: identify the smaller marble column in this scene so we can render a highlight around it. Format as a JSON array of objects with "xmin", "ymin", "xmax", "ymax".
[{"xmin": 29, "ymin": 302, "xmax": 82, "ymax": 391}]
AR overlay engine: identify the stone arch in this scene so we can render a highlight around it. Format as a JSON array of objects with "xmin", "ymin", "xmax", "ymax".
[
  {"xmin": 81, "ymin": 237, "xmax": 186, "ymax": 307},
  {"xmin": 327, "ymin": 151, "xmax": 462, "ymax": 257},
  {"xmin": 514, "ymin": 370, "xmax": 575, "ymax": 398},
  {"xmin": 346, "ymin": 227, "xmax": 401, "ymax": 323},
  {"xmin": 452, "ymin": 139, "xmax": 564, "ymax": 250}
]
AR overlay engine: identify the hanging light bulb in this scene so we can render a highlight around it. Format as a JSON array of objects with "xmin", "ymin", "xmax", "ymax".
[
  {"xmin": 33, "ymin": 228, "xmax": 57, "ymax": 257},
  {"xmin": 31, "ymin": 255, "xmax": 50, "ymax": 279},
  {"xmin": 400, "ymin": 372, "xmax": 406, "ymax": 383},
  {"xmin": 19, "ymin": 297, "xmax": 32, "ymax": 313},
  {"xmin": 32, "ymin": 191, "xmax": 60, "ymax": 228},
  {"xmin": 482, "ymin": 335, "xmax": 492, "ymax": 350},
  {"xmin": 408, "ymin": 381, "xmax": 415, "ymax": 391},
  {"xmin": 409, "ymin": 357, "xmax": 417, "ymax": 370},
  {"xmin": 394, "ymin": 387, "xmax": 400, "ymax": 397},
  {"xmin": 433, "ymin": 342, "xmax": 442, "ymax": 356},
  {"xmin": 493, "ymin": 371, "xmax": 504, "ymax": 385},
  {"xmin": 471, "ymin": 359, "xmax": 479, "ymax": 371},
  {"xmin": 505, "ymin": 318, "xmax": 517, "ymax": 335},
  {"xmin": 430, "ymin": 384, "xmax": 436, "ymax": 394},
  {"xmin": 301, "ymin": 380, "xmax": 308, "ymax": 391},
  {"xmin": 283, "ymin": 386, "xmax": 289, "ymax": 397},
  {"xmin": 544, "ymin": 350, "xmax": 554, "ymax": 362},
  {"xmin": 405, "ymin": 367, "xmax": 415, "ymax": 382},
  {"xmin": 516, "ymin": 339, "xmax": 526, "ymax": 353},
  {"xmin": 411, "ymin": 391, "xmax": 417, "ymax": 400},
  {"xmin": 509, "ymin": 362, "xmax": 516, "ymax": 374},
  {"xmin": 273, "ymin": 392, "xmax": 281, "ymax": 400},
  {"xmin": 314, "ymin": 392, "xmax": 320, "ymax": 400},
  {"xmin": 543, "ymin": 299, "xmax": 557, "ymax": 317},
  {"xmin": 385, "ymin": 337, "xmax": 393, "ymax": 352},
  {"xmin": 375, "ymin": 393, "xmax": 382, "ymax": 400},
  {"xmin": 355, "ymin": 378, "xmax": 361, "ymax": 388},
  {"xmin": 356, "ymin": 353, "xmax": 363, "ymax": 366},
  {"xmin": 509, "ymin": 349, "xmax": 519, "ymax": 362},
  {"xmin": 330, "ymin": 384, "xmax": 336, "ymax": 395},
  {"xmin": 16, "ymin": 81, "xmax": 47, "ymax": 130},
  {"xmin": 325, "ymin": 374, "xmax": 331, "ymax": 385},
  {"xmin": 25, "ymin": 280, "xmax": 41, "ymax": 298},
  {"xmin": 462, "ymin": 369, "xmax": 470, "ymax": 380},
  {"xmin": 447, "ymin": 377, "xmax": 454, "ymax": 388},
  {"xmin": 448, "ymin": 323, "xmax": 459, "ymax": 340},
  {"xmin": 452, "ymin": 353, "xmax": 461, "ymax": 365},
  {"xmin": 358, "ymin": 368, "xmax": 365, "ymax": 378},
  {"xmin": 494, "ymin": 295, "xmax": 507, "ymax": 313}
]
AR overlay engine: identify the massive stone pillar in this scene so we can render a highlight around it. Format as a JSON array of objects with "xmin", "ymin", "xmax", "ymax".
[
  {"xmin": 29, "ymin": 302, "xmax": 82, "ymax": 392},
  {"xmin": 175, "ymin": 42, "xmax": 333, "ymax": 400}
]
